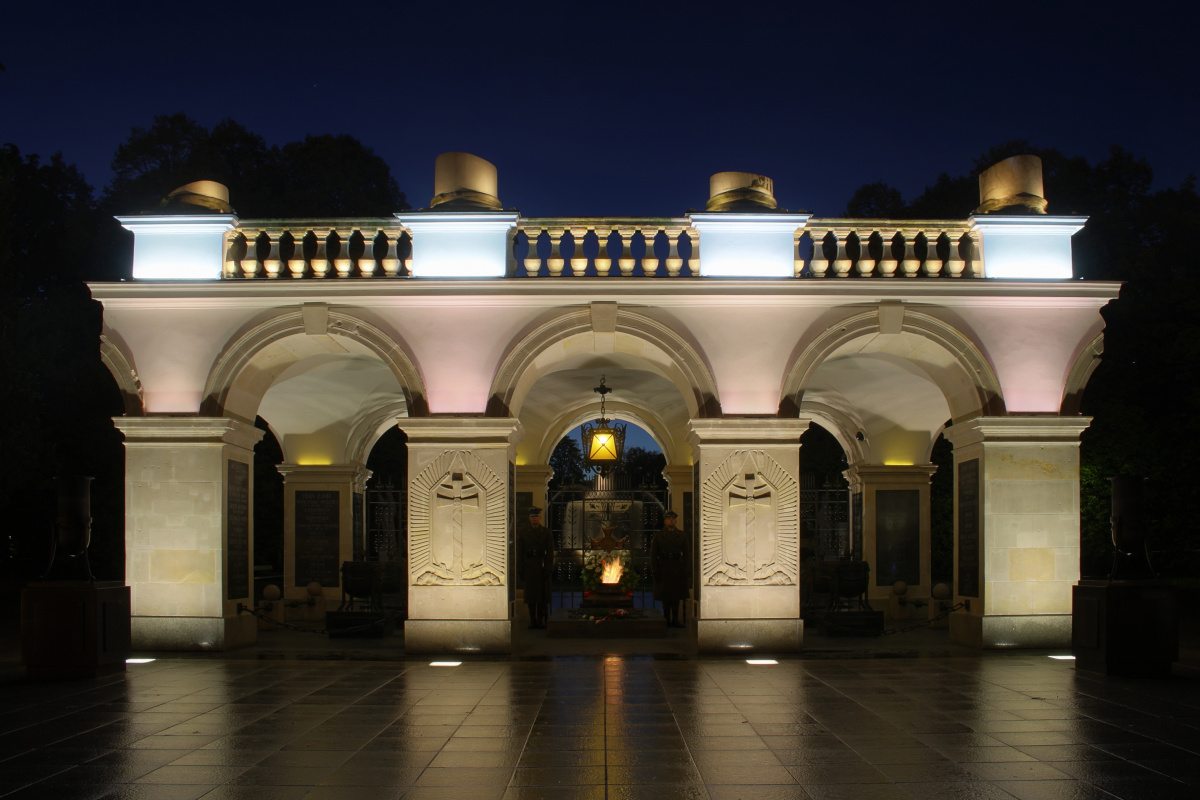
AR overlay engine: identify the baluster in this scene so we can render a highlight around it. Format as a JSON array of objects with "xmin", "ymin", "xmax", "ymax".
[
  {"xmin": 808, "ymin": 229, "xmax": 829, "ymax": 277},
  {"xmin": 359, "ymin": 230, "xmax": 381, "ymax": 277},
  {"xmin": 665, "ymin": 227, "xmax": 684, "ymax": 276},
  {"xmin": 262, "ymin": 231, "xmax": 282, "ymax": 278},
  {"xmin": 641, "ymin": 228, "xmax": 660, "ymax": 276},
  {"xmin": 967, "ymin": 233, "xmax": 983, "ymax": 278},
  {"xmin": 285, "ymin": 230, "xmax": 306, "ymax": 277},
  {"xmin": 945, "ymin": 231, "xmax": 966, "ymax": 278},
  {"xmin": 794, "ymin": 229, "xmax": 804, "ymax": 277},
  {"xmin": 224, "ymin": 234, "xmax": 240, "ymax": 278},
  {"xmin": 522, "ymin": 228, "xmax": 543, "ymax": 276},
  {"xmin": 240, "ymin": 230, "xmax": 261, "ymax": 278},
  {"xmin": 401, "ymin": 230, "xmax": 414, "ymax": 276},
  {"xmin": 617, "ymin": 227, "xmax": 636, "ymax": 276},
  {"xmin": 569, "ymin": 226, "xmax": 589, "ymax": 276},
  {"xmin": 855, "ymin": 230, "xmax": 876, "ymax": 277},
  {"xmin": 832, "ymin": 229, "xmax": 853, "ymax": 277},
  {"xmin": 878, "ymin": 231, "xmax": 899, "ymax": 277},
  {"xmin": 546, "ymin": 228, "xmax": 565, "ymax": 276},
  {"xmin": 687, "ymin": 228, "xmax": 700, "ymax": 275},
  {"xmin": 311, "ymin": 229, "xmax": 331, "ymax": 277},
  {"xmin": 334, "ymin": 230, "xmax": 355, "ymax": 277},
  {"xmin": 594, "ymin": 227, "xmax": 613, "ymax": 275},
  {"xmin": 922, "ymin": 231, "xmax": 943, "ymax": 277},
  {"xmin": 900, "ymin": 231, "xmax": 921, "ymax": 277},
  {"xmin": 381, "ymin": 230, "xmax": 401, "ymax": 276}
]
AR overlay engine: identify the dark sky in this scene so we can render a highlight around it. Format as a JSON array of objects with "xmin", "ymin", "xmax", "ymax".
[{"xmin": 4, "ymin": 1, "xmax": 1196, "ymax": 218}]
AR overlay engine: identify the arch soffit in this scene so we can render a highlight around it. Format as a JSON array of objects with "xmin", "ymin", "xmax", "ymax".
[
  {"xmin": 489, "ymin": 307, "xmax": 722, "ymax": 420},
  {"xmin": 781, "ymin": 308, "xmax": 1006, "ymax": 422},
  {"xmin": 202, "ymin": 306, "xmax": 428, "ymax": 422},
  {"xmin": 1061, "ymin": 332, "xmax": 1104, "ymax": 416},
  {"xmin": 346, "ymin": 400, "xmax": 410, "ymax": 467},
  {"xmin": 100, "ymin": 333, "xmax": 145, "ymax": 417},
  {"xmin": 798, "ymin": 401, "xmax": 868, "ymax": 466}
]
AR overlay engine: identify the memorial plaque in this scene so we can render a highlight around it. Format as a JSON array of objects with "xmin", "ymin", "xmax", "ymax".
[
  {"xmin": 957, "ymin": 459, "xmax": 980, "ymax": 598},
  {"xmin": 226, "ymin": 460, "xmax": 250, "ymax": 600},
  {"xmin": 875, "ymin": 489, "xmax": 920, "ymax": 586},
  {"xmin": 295, "ymin": 490, "xmax": 340, "ymax": 587},
  {"xmin": 352, "ymin": 492, "xmax": 364, "ymax": 562},
  {"xmin": 851, "ymin": 492, "xmax": 863, "ymax": 561}
]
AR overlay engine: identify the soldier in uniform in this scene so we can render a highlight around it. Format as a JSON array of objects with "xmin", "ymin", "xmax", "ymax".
[
  {"xmin": 650, "ymin": 510, "xmax": 690, "ymax": 628},
  {"xmin": 517, "ymin": 507, "xmax": 554, "ymax": 629}
]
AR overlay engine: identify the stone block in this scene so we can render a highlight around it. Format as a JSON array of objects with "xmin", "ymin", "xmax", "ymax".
[
  {"xmin": 700, "ymin": 585, "xmax": 799, "ymax": 619},
  {"xmin": 408, "ymin": 586, "xmax": 508, "ymax": 620},
  {"xmin": 697, "ymin": 618, "xmax": 803, "ymax": 653},
  {"xmin": 404, "ymin": 619, "xmax": 511, "ymax": 655},
  {"xmin": 131, "ymin": 613, "xmax": 256, "ymax": 651}
]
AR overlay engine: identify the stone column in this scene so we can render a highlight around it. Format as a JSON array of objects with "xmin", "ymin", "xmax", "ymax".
[
  {"xmin": 844, "ymin": 465, "xmax": 938, "ymax": 614},
  {"xmin": 114, "ymin": 417, "xmax": 264, "ymax": 651},
  {"xmin": 662, "ymin": 464, "xmax": 694, "ymax": 517},
  {"xmin": 943, "ymin": 416, "xmax": 1091, "ymax": 648},
  {"xmin": 398, "ymin": 418, "xmax": 523, "ymax": 655},
  {"xmin": 688, "ymin": 418, "xmax": 810, "ymax": 653},
  {"xmin": 276, "ymin": 464, "xmax": 372, "ymax": 620}
]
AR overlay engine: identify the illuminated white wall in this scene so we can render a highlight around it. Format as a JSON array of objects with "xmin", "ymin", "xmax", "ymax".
[
  {"xmin": 396, "ymin": 212, "xmax": 518, "ymax": 278},
  {"xmin": 118, "ymin": 215, "xmax": 237, "ymax": 280},
  {"xmin": 688, "ymin": 213, "xmax": 809, "ymax": 278},
  {"xmin": 970, "ymin": 216, "xmax": 1086, "ymax": 279}
]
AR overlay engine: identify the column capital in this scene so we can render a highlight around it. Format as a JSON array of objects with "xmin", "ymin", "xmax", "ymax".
[
  {"xmin": 688, "ymin": 417, "xmax": 810, "ymax": 447},
  {"xmin": 845, "ymin": 463, "xmax": 938, "ymax": 491},
  {"xmin": 515, "ymin": 464, "xmax": 554, "ymax": 485},
  {"xmin": 276, "ymin": 463, "xmax": 371, "ymax": 488},
  {"xmin": 399, "ymin": 417, "xmax": 524, "ymax": 447},
  {"xmin": 114, "ymin": 416, "xmax": 264, "ymax": 452},
  {"xmin": 943, "ymin": 416, "xmax": 1092, "ymax": 449}
]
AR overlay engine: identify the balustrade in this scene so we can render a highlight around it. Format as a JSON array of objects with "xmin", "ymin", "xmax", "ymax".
[{"xmin": 223, "ymin": 218, "xmax": 982, "ymax": 279}]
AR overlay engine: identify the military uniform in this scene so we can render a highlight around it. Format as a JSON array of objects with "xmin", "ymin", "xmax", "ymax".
[
  {"xmin": 517, "ymin": 508, "xmax": 555, "ymax": 628},
  {"xmin": 650, "ymin": 511, "xmax": 690, "ymax": 627}
]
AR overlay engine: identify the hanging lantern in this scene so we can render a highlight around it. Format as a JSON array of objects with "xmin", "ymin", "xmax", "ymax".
[{"xmin": 581, "ymin": 376, "xmax": 626, "ymax": 475}]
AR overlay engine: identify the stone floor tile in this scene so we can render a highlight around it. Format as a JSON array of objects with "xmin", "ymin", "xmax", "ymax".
[{"xmin": 500, "ymin": 787, "xmax": 604, "ymax": 800}]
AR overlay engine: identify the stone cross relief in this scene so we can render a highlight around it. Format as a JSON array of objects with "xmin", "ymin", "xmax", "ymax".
[
  {"xmin": 701, "ymin": 450, "xmax": 796, "ymax": 586},
  {"xmin": 411, "ymin": 450, "xmax": 505, "ymax": 587},
  {"xmin": 726, "ymin": 469, "xmax": 774, "ymax": 578}
]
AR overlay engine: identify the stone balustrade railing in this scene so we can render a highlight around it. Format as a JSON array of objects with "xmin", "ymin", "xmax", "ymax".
[
  {"xmin": 224, "ymin": 219, "xmax": 411, "ymax": 279},
  {"xmin": 801, "ymin": 219, "xmax": 980, "ymax": 279},
  {"xmin": 515, "ymin": 218, "xmax": 697, "ymax": 277},
  {"xmin": 222, "ymin": 217, "xmax": 981, "ymax": 279}
]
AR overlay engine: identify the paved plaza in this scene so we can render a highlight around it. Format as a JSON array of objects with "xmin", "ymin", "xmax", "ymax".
[{"xmin": 2, "ymin": 630, "xmax": 1199, "ymax": 800}]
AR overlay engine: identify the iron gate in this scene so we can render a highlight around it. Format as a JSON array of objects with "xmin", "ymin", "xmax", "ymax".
[
  {"xmin": 546, "ymin": 475, "xmax": 670, "ymax": 611},
  {"xmin": 800, "ymin": 473, "xmax": 851, "ymax": 559}
]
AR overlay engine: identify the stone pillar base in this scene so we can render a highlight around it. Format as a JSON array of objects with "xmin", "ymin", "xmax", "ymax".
[
  {"xmin": 950, "ymin": 612, "xmax": 1071, "ymax": 649},
  {"xmin": 404, "ymin": 620, "xmax": 511, "ymax": 655},
  {"xmin": 131, "ymin": 613, "xmax": 257, "ymax": 652},
  {"xmin": 697, "ymin": 619, "xmax": 803, "ymax": 654}
]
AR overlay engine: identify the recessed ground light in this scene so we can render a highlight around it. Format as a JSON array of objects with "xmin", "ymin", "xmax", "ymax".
[
  {"xmin": 126, "ymin": 658, "xmax": 156, "ymax": 664},
  {"xmin": 746, "ymin": 659, "xmax": 778, "ymax": 665},
  {"xmin": 430, "ymin": 661, "xmax": 462, "ymax": 667},
  {"xmin": 1048, "ymin": 655, "xmax": 1076, "ymax": 660}
]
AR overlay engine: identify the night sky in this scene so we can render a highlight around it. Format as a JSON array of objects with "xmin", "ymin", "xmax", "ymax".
[{"xmin": 4, "ymin": 1, "xmax": 1196, "ymax": 218}]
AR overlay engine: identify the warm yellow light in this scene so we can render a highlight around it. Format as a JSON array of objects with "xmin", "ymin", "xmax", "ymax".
[
  {"xmin": 296, "ymin": 458, "xmax": 333, "ymax": 466},
  {"xmin": 588, "ymin": 430, "xmax": 619, "ymax": 462},
  {"xmin": 600, "ymin": 557, "xmax": 623, "ymax": 584},
  {"xmin": 883, "ymin": 460, "xmax": 914, "ymax": 466}
]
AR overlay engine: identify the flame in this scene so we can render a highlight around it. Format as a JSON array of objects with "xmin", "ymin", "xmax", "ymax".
[{"xmin": 600, "ymin": 557, "xmax": 623, "ymax": 584}]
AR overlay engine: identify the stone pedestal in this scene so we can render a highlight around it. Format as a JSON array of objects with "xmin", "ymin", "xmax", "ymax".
[
  {"xmin": 845, "ymin": 465, "xmax": 937, "ymax": 611},
  {"xmin": 399, "ymin": 418, "xmax": 522, "ymax": 655},
  {"xmin": 688, "ymin": 418, "xmax": 809, "ymax": 653},
  {"xmin": 114, "ymin": 417, "xmax": 263, "ymax": 651},
  {"xmin": 1073, "ymin": 581, "xmax": 1178, "ymax": 676},
  {"xmin": 944, "ymin": 417, "xmax": 1091, "ymax": 649},
  {"xmin": 22, "ymin": 582, "xmax": 130, "ymax": 679},
  {"xmin": 276, "ymin": 464, "xmax": 371, "ymax": 618}
]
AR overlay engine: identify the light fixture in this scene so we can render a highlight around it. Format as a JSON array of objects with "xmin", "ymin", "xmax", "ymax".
[
  {"xmin": 746, "ymin": 659, "xmax": 778, "ymax": 665},
  {"xmin": 430, "ymin": 661, "xmax": 462, "ymax": 667},
  {"xmin": 126, "ymin": 658, "xmax": 156, "ymax": 664},
  {"xmin": 581, "ymin": 376, "xmax": 626, "ymax": 476}
]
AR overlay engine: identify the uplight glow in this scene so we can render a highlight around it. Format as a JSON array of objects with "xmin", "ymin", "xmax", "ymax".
[
  {"xmin": 126, "ymin": 658, "xmax": 156, "ymax": 664},
  {"xmin": 1048, "ymin": 655, "xmax": 1076, "ymax": 660},
  {"xmin": 746, "ymin": 659, "xmax": 778, "ymax": 665},
  {"xmin": 430, "ymin": 661, "xmax": 462, "ymax": 667}
]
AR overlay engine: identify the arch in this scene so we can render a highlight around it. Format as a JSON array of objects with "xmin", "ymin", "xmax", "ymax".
[
  {"xmin": 799, "ymin": 401, "xmax": 868, "ymax": 466},
  {"xmin": 487, "ymin": 307, "xmax": 721, "ymax": 420},
  {"xmin": 779, "ymin": 307, "xmax": 1006, "ymax": 423},
  {"xmin": 345, "ymin": 400, "xmax": 410, "ymax": 467},
  {"xmin": 1060, "ymin": 333, "xmax": 1104, "ymax": 416},
  {"xmin": 201, "ymin": 305, "xmax": 428, "ymax": 421},
  {"xmin": 100, "ymin": 333, "xmax": 144, "ymax": 416}
]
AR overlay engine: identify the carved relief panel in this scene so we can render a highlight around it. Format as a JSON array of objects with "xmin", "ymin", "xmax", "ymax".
[
  {"xmin": 700, "ymin": 450, "xmax": 798, "ymax": 586},
  {"xmin": 409, "ymin": 450, "xmax": 506, "ymax": 586}
]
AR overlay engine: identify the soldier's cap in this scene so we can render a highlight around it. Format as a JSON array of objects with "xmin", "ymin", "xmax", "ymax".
[
  {"xmin": 528, "ymin": 507, "xmax": 543, "ymax": 516},
  {"xmin": 664, "ymin": 510, "xmax": 678, "ymax": 518}
]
